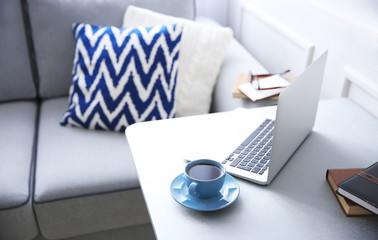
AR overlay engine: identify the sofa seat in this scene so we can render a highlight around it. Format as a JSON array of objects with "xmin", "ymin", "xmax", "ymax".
[
  {"xmin": 33, "ymin": 97, "xmax": 150, "ymax": 239},
  {"xmin": 0, "ymin": 101, "xmax": 39, "ymax": 240}
]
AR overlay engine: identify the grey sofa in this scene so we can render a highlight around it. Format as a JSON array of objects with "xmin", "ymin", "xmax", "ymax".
[{"xmin": 0, "ymin": 0, "xmax": 271, "ymax": 239}]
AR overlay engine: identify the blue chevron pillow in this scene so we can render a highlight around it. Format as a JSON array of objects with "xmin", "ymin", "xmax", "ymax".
[{"xmin": 61, "ymin": 23, "xmax": 182, "ymax": 132}]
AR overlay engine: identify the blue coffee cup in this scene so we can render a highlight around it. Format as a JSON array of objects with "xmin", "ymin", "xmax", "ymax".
[{"xmin": 184, "ymin": 159, "xmax": 226, "ymax": 199}]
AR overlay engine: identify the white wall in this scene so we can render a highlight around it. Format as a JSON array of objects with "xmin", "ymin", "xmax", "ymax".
[
  {"xmin": 195, "ymin": 0, "xmax": 228, "ymax": 26},
  {"xmin": 196, "ymin": 0, "xmax": 378, "ymax": 113}
]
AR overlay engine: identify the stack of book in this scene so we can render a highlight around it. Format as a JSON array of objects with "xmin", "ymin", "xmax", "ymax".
[
  {"xmin": 232, "ymin": 73, "xmax": 293, "ymax": 101},
  {"xmin": 326, "ymin": 162, "xmax": 378, "ymax": 216}
]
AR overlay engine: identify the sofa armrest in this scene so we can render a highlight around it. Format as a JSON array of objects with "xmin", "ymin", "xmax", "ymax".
[
  {"xmin": 211, "ymin": 38, "xmax": 280, "ymax": 113},
  {"xmin": 195, "ymin": 17, "xmax": 278, "ymax": 113}
]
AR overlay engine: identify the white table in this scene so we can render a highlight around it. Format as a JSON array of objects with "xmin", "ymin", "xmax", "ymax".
[{"xmin": 126, "ymin": 98, "xmax": 378, "ymax": 240}]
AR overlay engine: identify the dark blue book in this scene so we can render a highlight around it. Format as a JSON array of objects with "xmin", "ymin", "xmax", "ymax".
[{"xmin": 337, "ymin": 162, "xmax": 378, "ymax": 215}]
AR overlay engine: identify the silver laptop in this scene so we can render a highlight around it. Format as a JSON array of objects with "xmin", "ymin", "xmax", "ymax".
[{"xmin": 221, "ymin": 52, "xmax": 328, "ymax": 185}]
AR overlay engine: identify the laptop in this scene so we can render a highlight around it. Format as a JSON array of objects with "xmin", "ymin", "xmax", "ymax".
[{"xmin": 220, "ymin": 52, "xmax": 328, "ymax": 185}]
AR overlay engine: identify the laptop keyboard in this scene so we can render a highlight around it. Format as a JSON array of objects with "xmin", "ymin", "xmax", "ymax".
[{"xmin": 222, "ymin": 119, "xmax": 275, "ymax": 175}]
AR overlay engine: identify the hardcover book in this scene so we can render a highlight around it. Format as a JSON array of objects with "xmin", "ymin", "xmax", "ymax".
[
  {"xmin": 326, "ymin": 168, "xmax": 372, "ymax": 216},
  {"xmin": 337, "ymin": 162, "xmax": 378, "ymax": 215}
]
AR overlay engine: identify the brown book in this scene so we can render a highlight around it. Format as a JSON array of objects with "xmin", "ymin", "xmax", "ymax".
[
  {"xmin": 232, "ymin": 73, "xmax": 250, "ymax": 99},
  {"xmin": 326, "ymin": 168, "xmax": 372, "ymax": 216}
]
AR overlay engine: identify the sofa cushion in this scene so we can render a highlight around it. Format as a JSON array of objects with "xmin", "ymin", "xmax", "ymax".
[
  {"xmin": 0, "ymin": 101, "xmax": 39, "ymax": 240},
  {"xmin": 33, "ymin": 224, "xmax": 155, "ymax": 240},
  {"xmin": 0, "ymin": 0, "xmax": 36, "ymax": 102},
  {"xmin": 0, "ymin": 101, "xmax": 37, "ymax": 208},
  {"xmin": 123, "ymin": 6, "xmax": 233, "ymax": 117},
  {"xmin": 34, "ymin": 189, "xmax": 150, "ymax": 239},
  {"xmin": 27, "ymin": 0, "xmax": 195, "ymax": 99},
  {"xmin": 34, "ymin": 97, "xmax": 150, "ymax": 238},
  {"xmin": 60, "ymin": 22, "xmax": 183, "ymax": 132},
  {"xmin": 35, "ymin": 98, "xmax": 141, "ymax": 202}
]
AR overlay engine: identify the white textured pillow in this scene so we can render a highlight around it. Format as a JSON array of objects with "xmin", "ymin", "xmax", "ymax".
[{"xmin": 123, "ymin": 6, "xmax": 233, "ymax": 117}]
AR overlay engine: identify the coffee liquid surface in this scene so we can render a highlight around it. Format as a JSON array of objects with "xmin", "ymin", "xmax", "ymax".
[{"xmin": 188, "ymin": 164, "xmax": 222, "ymax": 180}]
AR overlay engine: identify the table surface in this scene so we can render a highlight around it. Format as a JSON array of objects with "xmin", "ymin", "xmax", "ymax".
[{"xmin": 126, "ymin": 98, "xmax": 378, "ymax": 240}]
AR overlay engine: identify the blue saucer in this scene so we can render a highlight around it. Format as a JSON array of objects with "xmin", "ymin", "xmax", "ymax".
[{"xmin": 170, "ymin": 173, "xmax": 240, "ymax": 211}]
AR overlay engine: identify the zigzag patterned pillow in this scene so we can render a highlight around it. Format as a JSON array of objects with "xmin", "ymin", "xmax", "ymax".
[{"xmin": 61, "ymin": 23, "xmax": 183, "ymax": 132}]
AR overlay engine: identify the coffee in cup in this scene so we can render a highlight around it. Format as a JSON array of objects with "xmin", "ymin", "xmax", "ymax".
[{"xmin": 184, "ymin": 159, "xmax": 226, "ymax": 198}]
